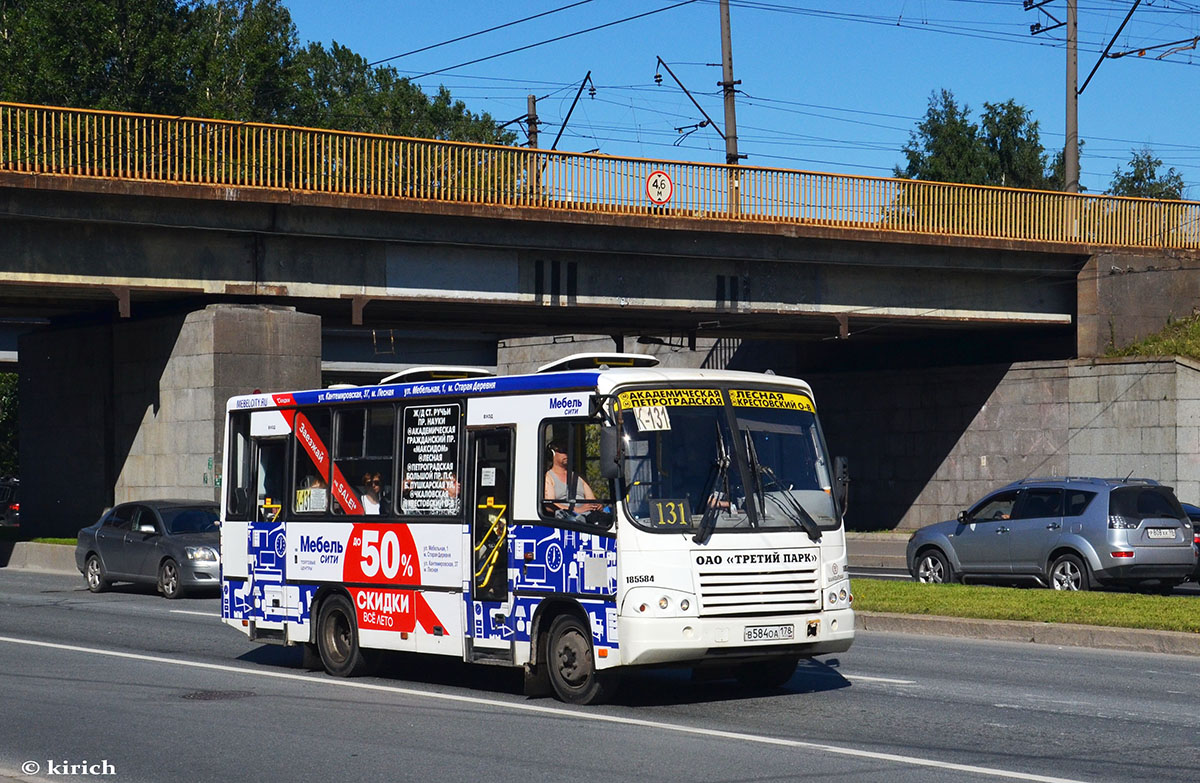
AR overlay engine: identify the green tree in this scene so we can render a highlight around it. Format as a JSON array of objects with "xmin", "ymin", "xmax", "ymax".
[
  {"xmin": 895, "ymin": 89, "xmax": 989, "ymax": 184},
  {"xmin": 187, "ymin": 0, "xmax": 298, "ymax": 122},
  {"xmin": 291, "ymin": 42, "xmax": 515, "ymax": 143},
  {"xmin": 978, "ymin": 100, "xmax": 1049, "ymax": 189},
  {"xmin": 0, "ymin": 0, "xmax": 191, "ymax": 113},
  {"xmin": 895, "ymin": 90, "xmax": 1062, "ymax": 190},
  {"xmin": 1109, "ymin": 148, "xmax": 1187, "ymax": 200},
  {"xmin": 0, "ymin": 0, "xmax": 513, "ymax": 144},
  {"xmin": 0, "ymin": 372, "xmax": 16, "ymax": 477}
]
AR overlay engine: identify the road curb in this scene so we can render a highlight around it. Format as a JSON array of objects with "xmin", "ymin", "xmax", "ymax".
[
  {"xmin": 0, "ymin": 542, "xmax": 76, "ymax": 574},
  {"xmin": 856, "ymin": 610, "xmax": 1200, "ymax": 657}
]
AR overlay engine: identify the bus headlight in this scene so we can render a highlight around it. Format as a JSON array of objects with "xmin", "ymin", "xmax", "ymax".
[
  {"xmin": 624, "ymin": 588, "xmax": 697, "ymax": 618},
  {"xmin": 824, "ymin": 580, "xmax": 852, "ymax": 610}
]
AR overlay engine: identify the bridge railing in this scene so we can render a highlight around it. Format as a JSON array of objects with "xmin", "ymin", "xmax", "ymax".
[{"xmin": 2, "ymin": 102, "xmax": 1198, "ymax": 249}]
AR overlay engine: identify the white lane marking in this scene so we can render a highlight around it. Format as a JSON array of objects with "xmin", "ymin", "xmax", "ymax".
[
  {"xmin": 0, "ymin": 635, "xmax": 1086, "ymax": 783},
  {"xmin": 843, "ymin": 674, "xmax": 915, "ymax": 685},
  {"xmin": 168, "ymin": 610, "xmax": 218, "ymax": 618}
]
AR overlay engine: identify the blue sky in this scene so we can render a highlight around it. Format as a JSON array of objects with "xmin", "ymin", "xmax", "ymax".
[{"xmin": 283, "ymin": 1, "xmax": 1200, "ymax": 198}]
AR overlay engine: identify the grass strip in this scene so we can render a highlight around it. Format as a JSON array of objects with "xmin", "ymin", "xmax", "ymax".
[{"xmin": 853, "ymin": 578, "xmax": 1200, "ymax": 633}]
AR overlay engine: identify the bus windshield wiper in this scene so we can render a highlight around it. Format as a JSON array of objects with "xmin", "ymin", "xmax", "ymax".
[
  {"xmin": 745, "ymin": 435, "xmax": 822, "ymax": 543},
  {"xmin": 693, "ymin": 423, "xmax": 730, "ymax": 545}
]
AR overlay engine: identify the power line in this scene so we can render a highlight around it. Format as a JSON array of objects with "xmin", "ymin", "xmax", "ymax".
[
  {"xmin": 367, "ymin": 0, "xmax": 596, "ymax": 67},
  {"xmin": 410, "ymin": 1, "xmax": 701, "ymax": 80}
]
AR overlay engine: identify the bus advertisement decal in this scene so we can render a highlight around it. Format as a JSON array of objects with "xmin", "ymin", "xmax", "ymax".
[
  {"xmin": 292, "ymin": 412, "xmax": 330, "ymax": 482},
  {"xmin": 729, "ymin": 389, "xmax": 816, "ymax": 412},
  {"xmin": 351, "ymin": 588, "xmax": 415, "ymax": 632},
  {"xmin": 290, "ymin": 522, "xmax": 462, "ymax": 589}
]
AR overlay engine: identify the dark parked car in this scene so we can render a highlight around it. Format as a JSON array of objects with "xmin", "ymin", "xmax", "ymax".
[
  {"xmin": 907, "ymin": 477, "xmax": 1196, "ymax": 591},
  {"xmin": 0, "ymin": 478, "xmax": 18, "ymax": 527},
  {"xmin": 75, "ymin": 500, "xmax": 220, "ymax": 598}
]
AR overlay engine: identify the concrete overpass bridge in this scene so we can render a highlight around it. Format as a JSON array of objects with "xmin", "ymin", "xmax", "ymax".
[{"xmin": 3, "ymin": 102, "xmax": 1199, "ymax": 535}]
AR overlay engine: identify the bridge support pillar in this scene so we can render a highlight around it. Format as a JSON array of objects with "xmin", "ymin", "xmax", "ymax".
[
  {"xmin": 1077, "ymin": 250, "xmax": 1200, "ymax": 357},
  {"xmin": 18, "ymin": 305, "xmax": 320, "ymax": 536}
]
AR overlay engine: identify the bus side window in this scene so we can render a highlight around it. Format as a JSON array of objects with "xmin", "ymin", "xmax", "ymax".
[
  {"xmin": 292, "ymin": 408, "xmax": 332, "ymax": 515},
  {"xmin": 225, "ymin": 412, "xmax": 252, "ymax": 520},
  {"xmin": 334, "ymin": 406, "xmax": 396, "ymax": 516}
]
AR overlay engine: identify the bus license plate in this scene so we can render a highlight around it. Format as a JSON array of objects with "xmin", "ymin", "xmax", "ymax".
[{"xmin": 744, "ymin": 624, "xmax": 794, "ymax": 642}]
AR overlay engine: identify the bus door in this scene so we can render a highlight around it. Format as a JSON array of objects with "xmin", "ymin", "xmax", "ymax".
[{"xmin": 468, "ymin": 428, "xmax": 514, "ymax": 660}]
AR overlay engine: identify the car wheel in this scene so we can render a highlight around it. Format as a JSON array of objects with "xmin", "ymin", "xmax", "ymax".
[
  {"xmin": 158, "ymin": 558, "xmax": 183, "ymax": 599},
  {"xmin": 546, "ymin": 614, "xmax": 619, "ymax": 705},
  {"xmin": 1049, "ymin": 553, "xmax": 1090, "ymax": 591},
  {"xmin": 736, "ymin": 656, "xmax": 800, "ymax": 689},
  {"xmin": 914, "ymin": 549, "xmax": 953, "ymax": 584},
  {"xmin": 84, "ymin": 554, "xmax": 110, "ymax": 593},
  {"xmin": 316, "ymin": 593, "xmax": 374, "ymax": 677}
]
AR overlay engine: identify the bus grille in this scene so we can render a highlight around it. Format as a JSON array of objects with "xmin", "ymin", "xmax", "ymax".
[{"xmin": 694, "ymin": 558, "xmax": 821, "ymax": 618}]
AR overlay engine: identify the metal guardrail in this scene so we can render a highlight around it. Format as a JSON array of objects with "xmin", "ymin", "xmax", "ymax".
[{"xmin": 2, "ymin": 102, "xmax": 1198, "ymax": 249}]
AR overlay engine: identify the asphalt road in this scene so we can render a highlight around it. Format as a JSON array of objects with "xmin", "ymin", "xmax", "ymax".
[{"xmin": 2, "ymin": 569, "xmax": 1198, "ymax": 783}]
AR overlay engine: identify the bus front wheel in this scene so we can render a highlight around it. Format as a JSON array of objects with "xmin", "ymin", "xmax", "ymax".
[
  {"xmin": 546, "ymin": 614, "xmax": 618, "ymax": 705},
  {"xmin": 317, "ymin": 593, "xmax": 374, "ymax": 677}
]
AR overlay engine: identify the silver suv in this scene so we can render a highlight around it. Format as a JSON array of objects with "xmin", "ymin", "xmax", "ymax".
[{"xmin": 907, "ymin": 477, "xmax": 1196, "ymax": 591}]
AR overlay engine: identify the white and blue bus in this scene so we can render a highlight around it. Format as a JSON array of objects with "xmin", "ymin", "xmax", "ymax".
[{"xmin": 219, "ymin": 354, "xmax": 854, "ymax": 704}]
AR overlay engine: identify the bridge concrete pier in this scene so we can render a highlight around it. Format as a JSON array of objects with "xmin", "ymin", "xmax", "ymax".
[{"xmin": 19, "ymin": 305, "xmax": 319, "ymax": 536}]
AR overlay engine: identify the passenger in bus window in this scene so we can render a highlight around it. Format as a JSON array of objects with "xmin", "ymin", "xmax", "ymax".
[
  {"xmin": 361, "ymin": 472, "xmax": 382, "ymax": 515},
  {"xmin": 544, "ymin": 441, "xmax": 600, "ymax": 512}
]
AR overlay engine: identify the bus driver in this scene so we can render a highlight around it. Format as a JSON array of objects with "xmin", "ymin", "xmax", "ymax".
[{"xmin": 543, "ymin": 440, "xmax": 600, "ymax": 512}]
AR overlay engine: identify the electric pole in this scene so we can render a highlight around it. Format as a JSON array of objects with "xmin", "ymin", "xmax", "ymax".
[
  {"xmin": 526, "ymin": 95, "xmax": 539, "ymax": 150},
  {"xmin": 1065, "ymin": 0, "xmax": 1079, "ymax": 192},
  {"xmin": 527, "ymin": 94, "xmax": 540, "ymax": 195},
  {"xmin": 719, "ymin": 0, "xmax": 741, "ymax": 214},
  {"xmin": 1027, "ymin": 0, "xmax": 1080, "ymax": 192},
  {"xmin": 719, "ymin": 0, "xmax": 740, "ymax": 167}
]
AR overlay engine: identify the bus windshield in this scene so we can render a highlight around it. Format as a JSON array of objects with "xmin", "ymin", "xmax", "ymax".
[{"xmin": 618, "ymin": 388, "xmax": 839, "ymax": 537}]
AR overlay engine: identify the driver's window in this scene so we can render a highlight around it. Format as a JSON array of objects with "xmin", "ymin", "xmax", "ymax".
[
  {"xmin": 971, "ymin": 490, "xmax": 1019, "ymax": 522},
  {"xmin": 540, "ymin": 420, "xmax": 612, "ymax": 520}
]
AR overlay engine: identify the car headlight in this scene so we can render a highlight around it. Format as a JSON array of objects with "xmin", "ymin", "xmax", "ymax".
[{"xmin": 185, "ymin": 546, "xmax": 218, "ymax": 562}]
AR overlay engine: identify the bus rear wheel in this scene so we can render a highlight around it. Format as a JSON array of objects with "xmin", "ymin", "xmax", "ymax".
[
  {"xmin": 546, "ymin": 614, "xmax": 618, "ymax": 705},
  {"xmin": 317, "ymin": 593, "xmax": 374, "ymax": 677}
]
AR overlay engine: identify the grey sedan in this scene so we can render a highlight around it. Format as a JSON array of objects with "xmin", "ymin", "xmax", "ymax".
[{"xmin": 75, "ymin": 500, "xmax": 220, "ymax": 598}]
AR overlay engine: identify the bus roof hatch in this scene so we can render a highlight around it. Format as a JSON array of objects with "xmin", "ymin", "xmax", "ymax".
[
  {"xmin": 536, "ymin": 353, "xmax": 660, "ymax": 373},
  {"xmin": 378, "ymin": 366, "xmax": 496, "ymax": 384}
]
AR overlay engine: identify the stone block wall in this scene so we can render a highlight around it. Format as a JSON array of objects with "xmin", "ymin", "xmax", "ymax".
[{"xmin": 809, "ymin": 357, "xmax": 1200, "ymax": 530}]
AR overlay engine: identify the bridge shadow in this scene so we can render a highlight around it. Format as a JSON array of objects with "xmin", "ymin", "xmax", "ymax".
[
  {"xmin": 20, "ymin": 311, "xmax": 182, "ymax": 538},
  {"xmin": 235, "ymin": 647, "xmax": 850, "ymax": 707}
]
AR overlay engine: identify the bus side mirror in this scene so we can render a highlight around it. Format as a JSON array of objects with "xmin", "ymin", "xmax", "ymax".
[
  {"xmin": 599, "ymin": 426, "xmax": 620, "ymax": 480},
  {"xmin": 834, "ymin": 456, "xmax": 849, "ymax": 512}
]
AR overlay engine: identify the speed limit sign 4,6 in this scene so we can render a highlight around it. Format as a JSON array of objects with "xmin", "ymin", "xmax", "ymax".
[{"xmin": 646, "ymin": 169, "xmax": 673, "ymax": 205}]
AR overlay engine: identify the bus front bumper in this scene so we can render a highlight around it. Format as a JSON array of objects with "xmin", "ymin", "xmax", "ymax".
[{"xmin": 616, "ymin": 608, "xmax": 855, "ymax": 668}]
